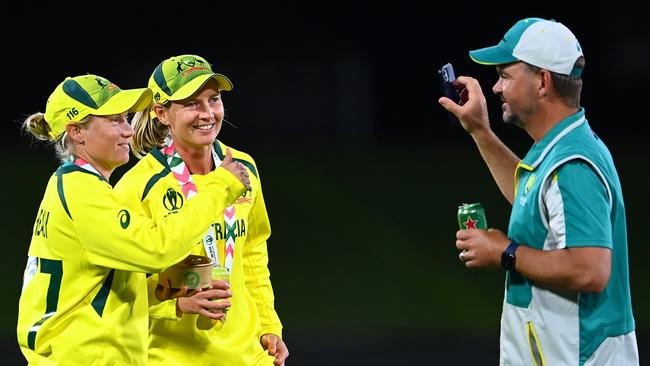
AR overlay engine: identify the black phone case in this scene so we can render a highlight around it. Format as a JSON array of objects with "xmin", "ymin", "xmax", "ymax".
[{"xmin": 437, "ymin": 63, "xmax": 460, "ymax": 104}]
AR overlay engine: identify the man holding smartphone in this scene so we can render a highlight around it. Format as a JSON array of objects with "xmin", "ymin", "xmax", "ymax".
[{"xmin": 439, "ymin": 17, "xmax": 639, "ymax": 365}]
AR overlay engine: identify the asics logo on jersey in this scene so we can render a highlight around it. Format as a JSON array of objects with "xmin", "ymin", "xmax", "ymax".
[
  {"xmin": 118, "ymin": 209, "xmax": 130, "ymax": 229},
  {"xmin": 163, "ymin": 188, "xmax": 184, "ymax": 211}
]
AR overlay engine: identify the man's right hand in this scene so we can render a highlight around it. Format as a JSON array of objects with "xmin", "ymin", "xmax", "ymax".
[{"xmin": 438, "ymin": 76, "xmax": 490, "ymax": 136}]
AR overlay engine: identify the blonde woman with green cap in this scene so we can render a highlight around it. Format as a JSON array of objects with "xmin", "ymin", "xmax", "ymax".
[
  {"xmin": 17, "ymin": 74, "xmax": 250, "ymax": 365},
  {"xmin": 115, "ymin": 54, "xmax": 289, "ymax": 366}
]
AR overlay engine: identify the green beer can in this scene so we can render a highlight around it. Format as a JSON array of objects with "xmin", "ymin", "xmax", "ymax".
[{"xmin": 457, "ymin": 202, "xmax": 488, "ymax": 230}]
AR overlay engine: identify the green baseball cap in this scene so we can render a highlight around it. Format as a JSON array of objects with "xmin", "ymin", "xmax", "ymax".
[
  {"xmin": 469, "ymin": 17, "xmax": 583, "ymax": 76},
  {"xmin": 44, "ymin": 75, "xmax": 153, "ymax": 138},
  {"xmin": 149, "ymin": 54, "xmax": 233, "ymax": 104}
]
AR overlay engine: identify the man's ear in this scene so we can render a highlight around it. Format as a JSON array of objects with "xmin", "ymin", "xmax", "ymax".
[{"xmin": 538, "ymin": 69, "xmax": 553, "ymax": 99}]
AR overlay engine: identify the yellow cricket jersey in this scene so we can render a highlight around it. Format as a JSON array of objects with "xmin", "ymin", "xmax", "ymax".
[
  {"xmin": 114, "ymin": 140, "xmax": 283, "ymax": 366},
  {"xmin": 17, "ymin": 161, "xmax": 245, "ymax": 365}
]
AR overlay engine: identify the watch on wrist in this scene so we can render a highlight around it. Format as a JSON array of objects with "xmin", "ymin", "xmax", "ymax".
[{"xmin": 501, "ymin": 240, "xmax": 520, "ymax": 272}]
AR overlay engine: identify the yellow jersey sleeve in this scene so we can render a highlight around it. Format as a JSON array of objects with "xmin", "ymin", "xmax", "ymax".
[
  {"xmin": 71, "ymin": 167, "xmax": 246, "ymax": 273},
  {"xmin": 146, "ymin": 274, "xmax": 183, "ymax": 320}
]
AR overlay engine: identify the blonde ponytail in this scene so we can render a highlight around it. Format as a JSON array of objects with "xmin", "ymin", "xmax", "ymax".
[
  {"xmin": 130, "ymin": 106, "xmax": 169, "ymax": 159},
  {"xmin": 22, "ymin": 113, "xmax": 76, "ymax": 162},
  {"xmin": 23, "ymin": 113, "xmax": 52, "ymax": 141}
]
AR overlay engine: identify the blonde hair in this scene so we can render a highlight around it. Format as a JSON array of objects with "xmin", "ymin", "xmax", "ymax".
[
  {"xmin": 22, "ymin": 113, "xmax": 91, "ymax": 162},
  {"xmin": 130, "ymin": 105, "xmax": 170, "ymax": 159}
]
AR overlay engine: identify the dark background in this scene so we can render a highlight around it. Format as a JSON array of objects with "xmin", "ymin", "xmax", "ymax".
[{"xmin": 2, "ymin": 2, "xmax": 648, "ymax": 364}]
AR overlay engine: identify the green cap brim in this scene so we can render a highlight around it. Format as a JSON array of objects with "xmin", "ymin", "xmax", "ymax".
[
  {"xmin": 94, "ymin": 88, "xmax": 153, "ymax": 115},
  {"xmin": 469, "ymin": 45, "xmax": 518, "ymax": 65},
  {"xmin": 168, "ymin": 74, "xmax": 233, "ymax": 102}
]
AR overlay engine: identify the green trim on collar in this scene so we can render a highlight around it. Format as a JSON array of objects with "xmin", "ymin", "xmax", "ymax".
[
  {"xmin": 143, "ymin": 148, "xmax": 171, "ymax": 201},
  {"xmin": 150, "ymin": 147, "xmax": 169, "ymax": 167},
  {"xmin": 54, "ymin": 163, "xmax": 107, "ymax": 219},
  {"xmin": 57, "ymin": 163, "xmax": 107, "ymax": 182}
]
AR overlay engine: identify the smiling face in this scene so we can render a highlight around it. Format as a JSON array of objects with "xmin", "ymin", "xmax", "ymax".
[
  {"xmin": 157, "ymin": 79, "xmax": 224, "ymax": 150},
  {"xmin": 492, "ymin": 62, "xmax": 540, "ymax": 127},
  {"xmin": 69, "ymin": 113, "xmax": 134, "ymax": 178}
]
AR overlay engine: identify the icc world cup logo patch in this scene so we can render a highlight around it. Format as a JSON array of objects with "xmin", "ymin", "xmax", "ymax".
[{"xmin": 163, "ymin": 188, "xmax": 184, "ymax": 211}]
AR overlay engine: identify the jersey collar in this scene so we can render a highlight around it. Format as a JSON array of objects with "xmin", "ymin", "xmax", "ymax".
[
  {"xmin": 56, "ymin": 161, "xmax": 107, "ymax": 183},
  {"xmin": 149, "ymin": 140, "xmax": 223, "ymax": 169},
  {"xmin": 518, "ymin": 107, "xmax": 587, "ymax": 171}
]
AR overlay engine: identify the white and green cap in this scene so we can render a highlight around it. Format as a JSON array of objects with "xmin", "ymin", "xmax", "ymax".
[{"xmin": 469, "ymin": 17, "xmax": 583, "ymax": 77}]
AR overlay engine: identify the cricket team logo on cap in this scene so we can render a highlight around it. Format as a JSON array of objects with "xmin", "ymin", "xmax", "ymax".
[
  {"xmin": 63, "ymin": 76, "xmax": 121, "ymax": 110},
  {"xmin": 149, "ymin": 54, "xmax": 233, "ymax": 104},
  {"xmin": 43, "ymin": 74, "xmax": 153, "ymax": 139}
]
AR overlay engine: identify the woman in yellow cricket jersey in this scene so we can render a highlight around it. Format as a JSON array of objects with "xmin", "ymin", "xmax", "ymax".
[
  {"xmin": 17, "ymin": 74, "xmax": 250, "ymax": 365},
  {"xmin": 114, "ymin": 54, "xmax": 289, "ymax": 366}
]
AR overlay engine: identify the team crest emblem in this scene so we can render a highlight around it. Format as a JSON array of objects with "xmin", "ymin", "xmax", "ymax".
[{"xmin": 524, "ymin": 175, "xmax": 536, "ymax": 195}]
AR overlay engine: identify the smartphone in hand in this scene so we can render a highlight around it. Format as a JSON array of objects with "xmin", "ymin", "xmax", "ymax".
[
  {"xmin": 437, "ymin": 62, "xmax": 462, "ymax": 124},
  {"xmin": 437, "ymin": 62, "xmax": 460, "ymax": 104}
]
